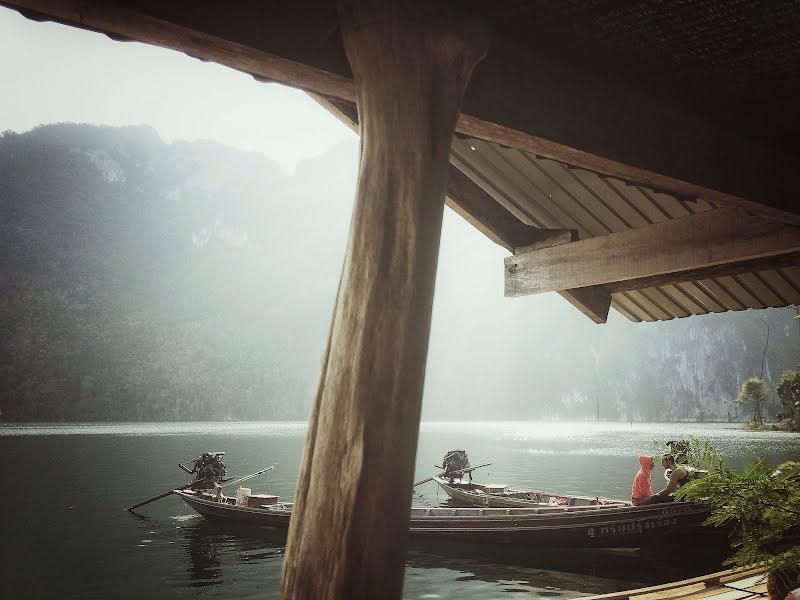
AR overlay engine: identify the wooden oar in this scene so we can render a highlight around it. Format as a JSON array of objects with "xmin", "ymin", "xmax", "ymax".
[
  {"xmin": 412, "ymin": 462, "xmax": 493, "ymax": 488},
  {"xmin": 125, "ymin": 475, "xmax": 236, "ymax": 512},
  {"xmin": 217, "ymin": 466, "xmax": 274, "ymax": 489},
  {"xmin": 126, "ymin": 480, "xmax": 198, "ymax": 512}
]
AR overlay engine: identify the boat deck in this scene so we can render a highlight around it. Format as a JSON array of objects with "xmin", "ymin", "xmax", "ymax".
[{"xmin": 576, "ymin": 566, "xmax": 768, "ymax": 600}]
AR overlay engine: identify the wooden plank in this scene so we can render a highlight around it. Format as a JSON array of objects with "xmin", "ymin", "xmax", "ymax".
[
  {"xmin": 447, "ymin": 166, "xmax": 577, "ymax": 252},
  {"xmin": 758, "ymin": 270, "xmax": 800, "ymax": 305},
  {"xmin": 738, "ymin": 272, "xmax": 785, "ymax": 307},
  {"xmin": 4, "ymin": 0, "xmax": 357, "ymax": 101},
  {"xmin": 718, "ymin": 568, "xmax": 770, "ymax": 585},
  {"xmin": 280, "ymin": 4, "xmax": 489, "ymax": 598},
  {"xmin": 610, "ymin": 297, "xmax": 642, "ymax": 322},
  {"xmin": 634, "ymin": 583, "xmax": 707, "ymax": 600},
  {"xmin": 679, "ymin": 282, "xmax": 725, "ymax": 313},
  {"xmin": 566, "ymin": 168, "xmax": 646, "ymax": 229},
  {"xmin": 722, "ymin": 574, "xmax": 768, "ymax": 590},
  {"xmin": 581, "ymin": 568, "xmax": 766, "ymax": 600},
  {"xmin": 745, "ymin": 584, "xmax": 768, "ymax": 595},
  {"xmin": 505, "ymin": 210, "xmax": 800, "ymax": 297},
  {"xmin": 641, "ymin": 287, "xmax": 693, "ymax": 318},
  {"xmin": 605, "ymin": 180, "xmax": 670, "ymax": 224},
  {"xmin": 626, "ymin": 290, "xmax": 672, "ymax": 321},
  {"xmin": 537, "ymin": 158, "xmax": 631, "ymax": 233},
  {"xmin": 453, "ymin": 114, "xmax": 800, "ymax": 225},
  {"xmin": 450, "ymin": 142, "xmax": 562, "ymax": 228},
  {"xmin": 716, "ymin": 276, "xmax": 764, "ymax": 310},
  {"xmin": 604, "ymin": 252, "xmax": 800, "ymax": 295},
  {"xmin": 617, "ymin": 291, "xmax": 659, "ymax": 321},
  {"xmin": 313, "ymin": 95, "xmax": 578, "ymax": 255},
  {"xmin": 504, "ymin": 151, "xmax": 612, "ymax": 236},
  {"xmin": 460, "ymin": 140, "xmax": 587, "ymax": 234},
  {"xmin": 698, "ymin": 279, "xmax": 746, "ymax": 311},
  {"xmin": 661, "ymin": 284, "xmax": 709, "ymax": 315},
  {"xmin": 559, "ymin": 286, "xmax": 612, "ymax": 324},
  {"xmin": 680, "ymin": 588, "xmax": 755, "ymax": 600},
  {"xmin": 638, "ymin": 187, "xmax": 692, "ymax": 220}
]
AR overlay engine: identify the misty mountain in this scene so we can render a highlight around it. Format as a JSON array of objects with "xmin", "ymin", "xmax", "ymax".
[
  {"xmin": 0, "ymin": 123, "xmax": 355, "ymax": 420},
  {"xmin": 0, "ymin": 123, "xmax": 797, "ymax": 422}
]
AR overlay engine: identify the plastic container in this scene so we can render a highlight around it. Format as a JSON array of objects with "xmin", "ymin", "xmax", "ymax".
[{"xmin": 235, "ymin": 487, "xmax": 252, "ymax": 506}]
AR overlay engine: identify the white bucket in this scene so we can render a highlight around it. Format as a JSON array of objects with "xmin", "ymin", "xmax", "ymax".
[{"xmin": 235, "ymin": 487, "xmax": 252, "ymax": 506}]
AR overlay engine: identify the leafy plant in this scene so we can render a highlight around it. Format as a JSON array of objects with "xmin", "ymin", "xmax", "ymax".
[
  {"xmin": 675, "ymin": 458, "xmax": 800, "ymax": 591},
  {"xmin": 653, "ymin": 437, "xmax": 722, "ymax": 471},
  {"xmin": 776, "ymin": 370, "xmax": 800, "ymax": 431},
  {"xmin": 737, "ymin": 377, "xmax": 767, "ymax": 426}
]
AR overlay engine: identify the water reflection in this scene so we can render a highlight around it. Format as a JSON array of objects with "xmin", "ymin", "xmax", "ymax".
[
  {"xmin": 172, "ymin": 512, "xmax": 731, "ymax": 598},
  {"xmin": 183, "ymin": 519, "xmax": 224, "ymax": 587},
  {"xmin": 180, "ymin": 516, "xmax": 287, "ymax": 588}
]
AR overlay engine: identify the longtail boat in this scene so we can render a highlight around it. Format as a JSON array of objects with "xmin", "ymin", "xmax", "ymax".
[{"xmin": 174, "ymin": 487, "xmax": 714, "ymax": 548}]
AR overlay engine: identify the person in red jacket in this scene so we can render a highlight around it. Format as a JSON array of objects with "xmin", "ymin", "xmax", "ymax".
[{"xmin": 631, "ymin": 455, "xmax": 655, "ymax": 506}]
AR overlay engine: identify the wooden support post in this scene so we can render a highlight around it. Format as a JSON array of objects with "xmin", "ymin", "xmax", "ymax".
[{"xmin": 280, "ymin": 2, "xmax": 489, "ymax": 599}]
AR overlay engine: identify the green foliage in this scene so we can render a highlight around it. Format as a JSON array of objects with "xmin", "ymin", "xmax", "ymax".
[
  {"xmin": 776, "ymin": 369, "xmax": 800, "ymax": 431},
  {"xmin": 675, "ymin": 457, "xmax": 800, "ymax": 578},
  {"xmin": 653, "ymin": 437, "xmax": 722, "ymax": 471},
  {"xmin": 737, "ymin": 377, "xmax": 767, "ymax": 425}
]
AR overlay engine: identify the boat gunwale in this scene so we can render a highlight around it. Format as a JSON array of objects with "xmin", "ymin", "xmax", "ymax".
[{"xmin": 175, "ymin": 489, "xmax": 708, "ymax": 525}]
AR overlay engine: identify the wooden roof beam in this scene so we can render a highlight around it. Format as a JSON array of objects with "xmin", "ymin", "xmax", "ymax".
[
  {"xmin": 558, "ymin": 286, "xmax": 612, "ymax": 324},
  {"xmin": 505, "ymin": 209, "xmax": 800, "ymax": 297},
  {"xmin": 447, "ymin": 166, "xmax": 576, "ymax": 252},
  {"xmin": 604, "ymin": 252, "xmax": 800, "ymax": 294},
  {"xmin": 310, "ymin": 95, "xmax": 580, "ymax": 254}
]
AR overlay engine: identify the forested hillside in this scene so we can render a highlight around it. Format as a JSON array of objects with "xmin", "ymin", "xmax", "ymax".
[
  {"xmin": 1, "ymin": 123, "xmax": 797, "ymax": 422},
  {"xmin": 0, "ymin": 124, "xmax": 354, "ymax": 420}
]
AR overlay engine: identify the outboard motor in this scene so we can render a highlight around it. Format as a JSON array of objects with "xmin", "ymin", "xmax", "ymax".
[
  {"xmin": 441, "ymin": 449, "xmax": 470, "ymax": 482},
  {"xmin": 179, "ymin": 451, "xmax": 227, "ymax": 486}
]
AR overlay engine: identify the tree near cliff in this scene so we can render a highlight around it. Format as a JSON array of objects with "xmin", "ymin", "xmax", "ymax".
[
  {"xmin": 776, "ymin": 370, "xmax": 800, "ymax": 431},
  {"xmin": 738, "ymin": 377, "xmax": 767, "ymax": 426}
]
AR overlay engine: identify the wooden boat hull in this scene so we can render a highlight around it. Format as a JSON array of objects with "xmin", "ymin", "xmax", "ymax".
[
  {"xmin": 433, "ymin": 476, "xmax": 630, "ymax": 509},
  {"xmin": 175, "ymin": 489, "xmax": 714, "ymax": 548},
  {"xmin": 176, "ymin": 491, "xmax": 293, "ymax": 528}
]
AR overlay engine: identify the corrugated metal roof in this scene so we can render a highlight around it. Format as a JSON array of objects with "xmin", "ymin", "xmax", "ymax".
[{"xmin": 450, "ymin": 136, "xmax": 800, "ymax": 322}]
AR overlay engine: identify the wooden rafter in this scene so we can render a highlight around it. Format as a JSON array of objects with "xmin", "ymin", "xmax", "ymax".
[{"xmin": 505, "ymin": 210, "xmax": 800, "ymax": 297}]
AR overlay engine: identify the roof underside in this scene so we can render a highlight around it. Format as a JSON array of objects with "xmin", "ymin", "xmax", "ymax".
[
  {"xmin": 464, "ymin": 0, "xmax": 800, "ymax": 156},
  {"xmin": 3, "ymin": 0, "xmax": 799, "ymax": 323},
  {"xmin": 451, "ymin": 135, "xmax": 800, "ymax": 322}
]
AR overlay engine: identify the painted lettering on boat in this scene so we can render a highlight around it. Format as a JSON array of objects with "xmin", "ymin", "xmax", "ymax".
[
  {"xmin": 585, "ymin": 517, "xmax": 679, "ymax": 538},
  {"xmin": 660, "ymin": 504, "xmax": 698, "ymax": 516}
]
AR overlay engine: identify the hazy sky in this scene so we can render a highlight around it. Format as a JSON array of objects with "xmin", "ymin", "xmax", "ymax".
[
  {"xmin": 0, "ymin": 7, "xmax": 355, "ymax": 172},
  {"xmin": 0, "ymin": 3, "xmax": 632, "ymax": 342}
]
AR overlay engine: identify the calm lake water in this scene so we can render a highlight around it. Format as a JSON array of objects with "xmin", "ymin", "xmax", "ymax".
[{"xmin": 2, "ymin": 421, "xmax": 799, "ymax": 599}]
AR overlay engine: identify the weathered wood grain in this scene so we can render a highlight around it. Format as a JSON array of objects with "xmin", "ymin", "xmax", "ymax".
[
  {"xmin": 279, "ymin": 2, "xmax": 489, "ymax": 598},
  {"xmin": 505, "ymin": 210, "xmax": 800, "ymax": 297}
]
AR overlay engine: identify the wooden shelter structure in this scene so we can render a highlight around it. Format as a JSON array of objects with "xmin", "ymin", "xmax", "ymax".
[
  {"xmin": 3, "ymin": 1, "xmax": 798, "ymax": 597},
  {"xmin": 577, "ymin": 565, "xmax": 770, "ymax": 600}
]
